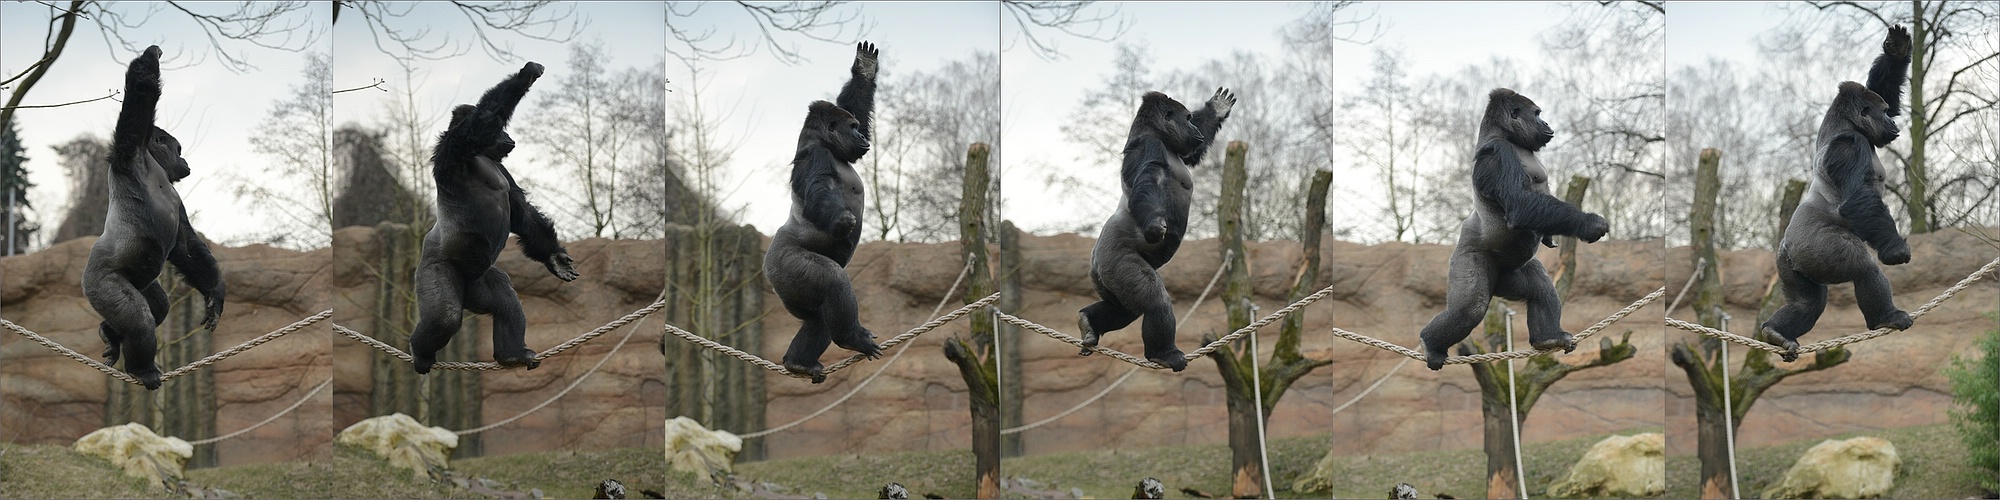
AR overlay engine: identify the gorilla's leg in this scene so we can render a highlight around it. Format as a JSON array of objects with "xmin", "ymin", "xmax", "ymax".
[
  {"xmin": 781, "ymin": 320, "xmax": 831, "ymax": 382},
  {"xmin": 1496, "ymin": 259, "xmax": 1576, "ymax": 353},
  {"xmin": 1759, "ymin": 263, "xmax": 1825, "ymax": 362},
  {"xmin": 1418, "ymin": 249, "xmax": 1493, "ymax": 371},
  {"xmin": 1850, "ymin": 265, "xmax": 1912, "ymax": 331},
  {"xmin": 466, "ymin": 267, "xmax": 537, "ymax": 369},
  {"xmin": 1091, "ymin": 252, "xmax": 1184, "ymax": 371},
  {"xmin": 1077, "ymin": 270, "xmax": 1141, "ymax": 356},
  {"xmin": 101, "ymin": 280, "xmax": 169, "ymax": 364},
  {"xmin": 774, "ymin": 249, "xmax": 877, "ymax": 381},
  {"xmin": 85, "ymin": 273, "xmax": 162, "ymax": 389},
  {"xmin": 410, "ymin": 262, "xmax": 467, "ymax": 374}
]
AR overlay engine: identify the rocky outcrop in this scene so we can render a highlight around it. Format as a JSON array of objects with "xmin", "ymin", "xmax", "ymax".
[
  {"xmin": 1, "ymin": 236, "xmax": 332, "ymax": 466},
  {"xmin": 664, "ymin": 416, "xmax": 741, "ymax": 479},
  {"xmin": 73, "ymin": 423, "xmax": 193, "ymax": 491},
  {"xmin": 336, "ymin": 413, "xmax": 458, "ymax": 479},
  {"xmin": 1665, "ymin": 229, "xmax": 2000, "ymax": 453},
  {"xmin": 1545, "ymin": 433, "xmax": 1666, "ymax": 498},
  {"xmin": 1761, "ymin": 436, "xmax": 1900, "ymax": 499}
]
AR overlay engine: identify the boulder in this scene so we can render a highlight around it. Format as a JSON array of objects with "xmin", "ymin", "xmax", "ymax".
[
  {"xmin": 72, "ymin": 423, "xmax": 193, "ymax": 490},
  {"xmin": 664, "ymin": 416, "xmax": 741, "ymax": 480},
  {"xmin": 1291, "ymin": 447, "xmax": 1340, "ymax": 494},
  {"xmin": 1545, "ymin": 432, "xmax": 1666, "ymax": 498},
  {"xmin": 336, "ymin": 413, "xmax": 458, "ymax": 479},
  {"xmin": 1761, "ymin": 437, "xmax": 1900, "ymax": 499}
]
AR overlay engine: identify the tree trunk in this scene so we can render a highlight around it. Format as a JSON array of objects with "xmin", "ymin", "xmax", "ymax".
[
  {"xmin": 1904, "ymin": 0, "xmax": 1931, "ymax": 233},
  {"xmin": 954, "ymin": 143, "xmax": 1000, "ymax": 499},
  {"xmin": 998, "ymin": 220, "xmax": 1024, "ymax": 457}
]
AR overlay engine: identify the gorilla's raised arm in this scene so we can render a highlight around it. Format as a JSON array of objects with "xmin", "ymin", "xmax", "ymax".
[
  {"xmin": 792, "ymin": 147, "xmax": 859, "ymax": 237},
  {"xmin": 1866, "ymin": 26, "xmax": 1911, "ymax": 117},
  {"xmin": 1825, "ymin": 134, "xmax": 1910, "ymax": 264},
  {"xmin": 1473, "ymin": 139, "xmax": 1607, "ymax": 242},
  {"xmin": 836, "ymin": 42, "xmax": 879, "ymax": 139},
  {"xmin": 1123, "ymin": 138, "xmax": 1176, "ymax": 244},
  {"xmin": 436, "ymin": 63, "xmax": 542, "ymax": 165},
  {"xmin": 110, "ymin": 46, "xmax": 164, "ymax": 174},
  {"xmin": 168, "ymin": 215, "xmax": 226, "ymax": 330},
  {"xmin": 1181, "ymin": 88, "xmax": 1235, "ymax": 166}
]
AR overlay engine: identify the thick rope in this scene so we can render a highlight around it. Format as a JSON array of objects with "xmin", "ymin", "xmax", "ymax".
[
  {"xmin": 1, "ymin": 310, "xmax": 332, "ymax": 386},
  {"xmin": 997, "ymin": 280, "xmax": 1338, "ymax": 371},
  {"xmin": 333, "ymin": 299, "xmax": 667, "ymax": 370},
  {"xmin": 452, "ymin": 310, "xmax": 648, "ymax": 436},
  {"xmin": 1330, "ymin": 287, "xmax": 1665, "ymax": 365},
  {"xmin": 187, "ymin": 379, "xmax": 329, "ymax": 446},
  {"xmin": 1665, "ymin": 257, "xmax": 1705, "ymax": 314},
  {"xmin": 1664, "ymin": 256, "xmax": 2000, "ymax": 355},
  {"xmin": 739, "ymin": 259, "xmax": 974, "ymax": 439},
  {"xmin": 665, "ymin": 292, "xmax": 1002, "ymax": 380}
]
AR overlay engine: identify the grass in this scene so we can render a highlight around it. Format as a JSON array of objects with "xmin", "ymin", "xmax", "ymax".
[{"xmin": 1666, "ymin": 423, "xmax": 1987, "ymax": 499}]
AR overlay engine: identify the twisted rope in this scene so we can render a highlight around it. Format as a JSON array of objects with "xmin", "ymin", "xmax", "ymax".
[
  {"xmin": 997, "ymin": 282, "xmax": 1338, "ymax": 370},
  {"xmin": 453, "ymin": 310, "xmax": 648, "ymax": 436},
  {"xmin": 187, "ymin": 379, "xmax": 329, "ymax": 446},
  {"xmin": 665, "ymin": 292, "xmax": 1003, "ymax": 380},
  {"xmin": 1, "ymin": 310, "xmax": 332, "ymax": 386},
  {"xmin": 333, "ymin": 299, "xmax": 667, "ymax": 370},
  {"xmin": 1665, "ymin": 255, "xmax": 2000, "ymax": 355}
]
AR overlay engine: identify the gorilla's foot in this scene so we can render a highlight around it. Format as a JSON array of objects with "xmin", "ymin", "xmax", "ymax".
[
  {"xmin": 100, "ymin": 343, "xmax": 122, "ymax": 365},
  {"xmin": 128, "ymin": 368, "xmax": 162, "ymax": 391},
  {"xmin": 783, "ymin": 360, "xmax": 828, "ymax": 384},
  {"xmin": 1423, "ymin": 347, "xmax": 1450, "ymax": 371},
  {"xmin": 832, "ymin": 329, "xmax": 883, "ymax": 360},
  {"xmin": 1529, "ymin": 332, "xmax": 1577, "ymax": 353},
  {"xmin": 412, "ymin": 354, "xmax": 436, "ymax": 374},
  {"xmin": 496, "ymin": 349, "xmax": 540, "ymax": 370},
  {"xmin": 1757, "ymin": 327, "xmax": 1801, "ymax": 362},
  {"xmin": 97, "ymin": 324, "xmax": 122, "ymax": 364},
  {"xmin": 1869, "ymin": 310, "xmax": 1913, "ymax": 331},
  {"xmin": 1076, "ymin": 314, "xmax": 1100, "ymax": 356},
  {"xmin": 1147, "ymin": 349, "xmax": 1188, "ymax": 372}
]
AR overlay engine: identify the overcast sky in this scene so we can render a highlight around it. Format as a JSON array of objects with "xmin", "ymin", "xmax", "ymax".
[{"xmin": 1, "ymin": 2, "xmax": 327, "ymax": 248}]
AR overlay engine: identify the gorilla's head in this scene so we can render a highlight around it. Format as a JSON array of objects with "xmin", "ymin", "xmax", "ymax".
[
  {"xmin": 450, "ymin": 104, "xmax": 517, "ymax": 160},
  {"xmin": 1833, "ymin": 81, "xmax": 1900, "ymax": 147},
  {"xmin": 1483, "ymin": 88, "xmax": 1555, "ymax": 152},
  {"xmin": 148, "ymin": 126, "xmax": 190, "ymax": 182},
  {"xmin": 803, "ymin": 100, "xmax": 869, "ymax": 162},
  {"xmin": 1134, "ymin": 91, "xmax": 1204, "ymax": 157}
]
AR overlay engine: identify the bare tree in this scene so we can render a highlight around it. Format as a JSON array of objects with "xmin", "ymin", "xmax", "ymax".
[
  {"xmin": 334, "ymin": 1, "xmax": 583, "ymax": 62},
  {"xmin": 1000, "ymin": 1, "xmax": 1129, "ymax": 60},
  {"xmin": 665, "ymin": 1, "xmax": 869, "ymax": 64},
  {"xmin": 522, "ymin": 41, "xmax": 656, "ymax": 238},
  {"xmin": 1535, "ymin": 1, "xmax": 1667, "ymax": 240},
  {"xmin": 1330, "ymin": 48, "xmax": 1436, "ymax": 243},
  {"xmin": 49, "ymin": 135, "xmax": 109, "ymax": 243},
  {"xmin": 238, "ymin": 51, "xmax": 333, "ymax": 249},
  {"xmin": 867, "ymin": 52, "xmax": 1000, "ymax": 242}
]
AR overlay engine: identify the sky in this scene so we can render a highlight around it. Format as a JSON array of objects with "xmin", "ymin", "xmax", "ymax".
[
  {"xmin": 668, "ymin": 2, "xmax": 999, "ymax": 235},
  {"xmin": 0, "ymin": 2, "xmax": 327, "ymax": 248}
]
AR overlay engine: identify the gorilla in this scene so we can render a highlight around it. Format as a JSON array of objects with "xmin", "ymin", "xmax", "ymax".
[
  {"xmin": 1759, "ymin": 26, "xmax": 1913, "ymax": 362},
  {"xmin": 765, "ymin": 42, "xmax": 880, "ymax": 383},
  {"xmin": 82, "ymin": 45, "xmax": 226, "ymax": 390},
  {"xmin": 410, "ymin": 62, "xmax": 579, "ymax": 374},
  {"xmin": 1415, "ymin": 88, "xmax": 1609, "ymax": 371},
  {"xmin": 1076, "ymin": 88, "xmax": 1235, "ymax": 372}
]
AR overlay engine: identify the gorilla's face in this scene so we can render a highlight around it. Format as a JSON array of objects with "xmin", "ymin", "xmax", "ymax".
[
  {"xmin": 1508, "ymin": 100, "xmax": 1555, "ymax": 151},
  {"xmin": 1152, "ymin": 99, "xmax": 1203, "ymax": 157},
  {"xmin": 486, "ymin": 130, "xmax": 517, "ymax": 160},
  {"xmin": 149, "ymin": 126, "xmax": 191, "ymax": 182},
  {"xmin": 812, "ymin": 102, "xmax": 868, "ymax": 163},
  {"xmin": 1851, "ymin": 92, "xmax": 1900, "ymax": 147}
]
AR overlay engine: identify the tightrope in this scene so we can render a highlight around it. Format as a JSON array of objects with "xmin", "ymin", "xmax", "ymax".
[
  {"xmin": 1335, "ymin": 287, "xmax": 1664, "ymax": 365},
  {"xmin": 999, "ymin": 283, "xmax": 1340, "ymax": 370},
  {"xmin": 1, "ymin": 310, "xmax": 333, "ymax": 386},
  {"xmin": 666, "ymin": 292, "xmax": 1002, "ymax": 380},
  {"xmin": 334, "ymin": 299, "xmax": 667, "ymax": 370},
  {"xmin": 1665, "ymin": 255, "xmax": 2000, "ymax": 356},
  {"xmin": 188, "ymin": 379, "xmax": 329, "ymax": 446}
]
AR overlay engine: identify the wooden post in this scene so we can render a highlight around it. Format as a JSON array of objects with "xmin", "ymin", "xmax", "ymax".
[
  {"xmin": 998, "ymin": 220, "xmax": 1023, "ymax": 457},
  {"xmin": 946, "ymin": 143, "xmax": 1000, "ymax": 499},
  {"xmin": 1555, "ymin": 175, "xmax": 1591, "ymax": 300}
]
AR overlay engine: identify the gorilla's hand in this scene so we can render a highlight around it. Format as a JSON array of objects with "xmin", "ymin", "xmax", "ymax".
[
  {"xmin": 546, "ymin": 252, "xmax": 580, "ymax": 281},
  {"xmin": 1576, "ymin": 213, "xmax": 1610, "ymax": 243},
  {"xmin": 833, "ymin": 210, "xmax": 858, "ymax": 236},
  {"xmin": 200, "ymin": 293, "xmax": 224, "ymax": 331},
  {"xmin": 1541, "ymin": 234, "xmax": 1557, "ymax": 248},
  {"xmin": 1877, "ymin": 238, "xmax": 1912, "ymax": 265},
  {"xmin": 1884, "ymin": 25, "xmax": 1911, "ymax": 58},
  {"xmin": 1142, "ymin": 217, "xmax": 1169, "ymax": 244},
  {"xmin": 520, "ymin": 61, "xmax": 545, "ymax": 79},
  {"xmin": 852, "ymin": 41, "xmax": 880, "ymax": 81},
  {"xmin": 1207, "ymin": 87, "xmax": 1236, "ymax": 119}
]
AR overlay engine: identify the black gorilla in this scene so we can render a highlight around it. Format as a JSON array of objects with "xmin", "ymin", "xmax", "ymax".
[
  {"xmin": 82, "ymin": 45, "xmax": 226, "ymax": 390},
  {"xmin": 410, "ymin": 62, "xmax": 579, "ymax": 374},
  {"xmin": 1076, "ymin": 88, "xmax": 1235, "ymax": 372},
  {"xmin": 1759, "ymin": 26, "xmax": 1914, "ymax": 362},
  {"xmin": 1415, "ymin": 88, "xmax": 1609, "ymax": 371},
  {"xmin": 765, "ymin": 42, "xmax": 880, "ymax": 383}
]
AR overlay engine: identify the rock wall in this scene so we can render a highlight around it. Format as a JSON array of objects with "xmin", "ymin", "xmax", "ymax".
[
  {"xmin": 0, "ymin": 237, "xmax": 333, "ymax": 467},
  {"xmin": 1664, "ymin": 229, "xmax": 2000, "ymax": 454},
  {"xmin": 330, "ymin": 226, "xmax": 666, "ymax": 457},
  {"xmin": 1007, "ymin": 233, "xmax": 1668, "ymax": 457}
]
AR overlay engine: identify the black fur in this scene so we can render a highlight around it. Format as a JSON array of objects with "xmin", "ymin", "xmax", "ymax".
[
  {"xmin": 1415, "ymin": 88, "xmax": 1608, "ymax": 371},
  {"xmin": 409, "ymin": 62, "xmax": 579, "ymax": 374},
  {"xmin": 83, "ymin": 45, "xmax": 226, "ymax": 390},
  {"xmin": 1760, "ymin": 26, "xmax": 1914, "ymax": 361},
  {"xmin": 766, "ymin": 42, "xmax": 880, "ymax": 383},
  {"xmin": 1077, "ymin": 88, "xmax": 1235, "ymax": 372}
]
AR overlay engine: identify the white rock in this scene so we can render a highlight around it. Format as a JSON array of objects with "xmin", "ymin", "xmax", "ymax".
[
  {"xmin": 336, "ymin": 413, "xmax": 458, "ymax": 479},
  {"xmin": 72, "ymin": 423, "xmax": 193, "ymax": 490},
  {"xmin": 664, "ymin": 416, "xmax": 742, "ymax": 479},
  {"xmin": 1546, "ymin": 433, "xmax": 1666, "ymax": 498},
  {"xmin": 1762, "ymin": 436, "xmax": 1900, "ymax": 499}
]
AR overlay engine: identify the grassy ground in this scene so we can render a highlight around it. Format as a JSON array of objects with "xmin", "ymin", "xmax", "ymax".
[
  {"xmin": 1667, "ymin": 423, "xmax": 1987, "ymax": 499},
  {"xmin": 0, "ymin": 442, "xmax": 663, "ymax": 499}
]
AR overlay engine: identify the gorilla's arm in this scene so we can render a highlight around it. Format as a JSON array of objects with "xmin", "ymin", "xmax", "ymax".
[
  {"xmin": 1867, "ymin": 26, "xmax": 1912, "ymax": 117},
  {"xmin": 1123, "ymin": 138, "xmax": 1175, "ymax": 243},
  {"xmin": 110, "ymin": 46, "xmax": 164, "ymax": 175},
  {"xmin": 836, "ymin": 42, "xmax": 879, "ymax": 139},
  {"xmin": 497, "ymin": 166, "xmax": 578, "ymax": 280},
  {"xmin": 168, "ymin": 215, "xmax": 226, "ymax": 330},
  {"xmin": 1182, "ymin": 88, "xmax": 1235, "ymax": 166},
  {"xmin": 1473, "ymin": 139, "xmax": 1607, "ymax": 242},
  {"xmin": 436, "ymin": 63, "xmax": 543, "ymax": 167},
  {"xmin": 793, "ymin": 147, "xmax": 858, "ymax": 236},
  {"xmin": 1825, "ymin": 134, "xmax": 1910, "ymax": 264}
]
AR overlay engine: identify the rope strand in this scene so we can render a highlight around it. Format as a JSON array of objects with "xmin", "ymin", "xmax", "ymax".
[{"xmin": 2, "ymin": 310, "xmax": 332, "ymax": 386}]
